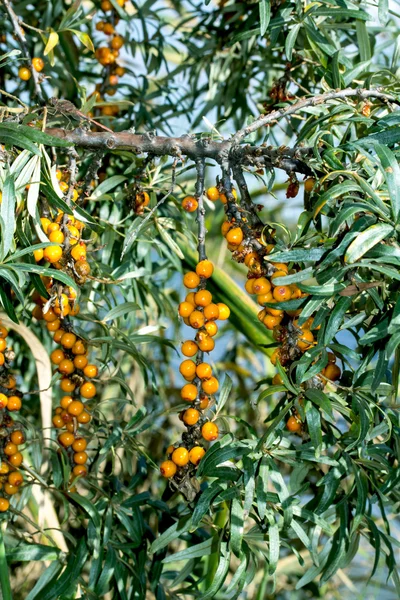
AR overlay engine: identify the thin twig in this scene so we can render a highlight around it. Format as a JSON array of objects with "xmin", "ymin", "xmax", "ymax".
[
  {"xmin": 232, "ymin": 164, "xmax": 263, "ymax": 227},
  {"xmin": 232, "ymin": 87, "xmax": 399, "ymax": 144},
  {"xmin": 1, "ymin": 0, "xmax": 45, "ymax": 103}
]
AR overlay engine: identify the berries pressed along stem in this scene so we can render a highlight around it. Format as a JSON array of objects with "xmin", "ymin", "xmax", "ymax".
[
  {"xmin": 220, "ymin": 172, "xmax": 341, "ymax": 434},
  {"xmin": 31, "ymin": 175, "xmax": 101, "ymax": 488},
  {"xmin": 0, "ymin": 321, "xmax": 26, "ymax": 511},
  {"xmin": 160, "ymin": 164, "xmax": 227, "ymax": 490}
]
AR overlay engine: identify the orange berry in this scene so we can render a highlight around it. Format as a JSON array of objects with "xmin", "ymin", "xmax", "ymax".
[
  {"xmin": 290, "ymin": 284, "xmax": 302, "ymax": 299},
  {"xmin": 8, "ymin": 472, "xmax": 23, "ymax": 487},
  {"xmin": 273, "ymin": 286, "xmax": 291, "ymax": 301},
  {"xmin": 185, "ymin": 292, "xmax": 196, "ymax": 305},
  {"xmin": 0, "ymin": 325, "xmax": 8, "ymax": 338},
  {"xmin": 183, "ymin": 272, "xmax": 200, "ymax": 289},
  {"xmin": 253, "ymin": 277, "xmax": 272, "ymax": 295},
  {"xmin": 72, "ymin": 341, "xmax": 86, "ymax": 355},
  {"xmin": 194, "ymin": 290, "xmax": 212, "ymax": 307},
  {"xmin": 96, "ymin": 20, "xmax": 105, "ymax": 31},
  {"xmin": 72, "ymin": 464, "xmax": 87, "ymax": 477},
  {"xmin": 83, "ymin": 364, "xmax": 98, "ymax": 378},
  {"xmin": 216, "ymin": 303, "xmax": 230, "ymax": 320},
  {"xmin": 50, "ymin": 349, "xmax": 65, "ymax": 365},
  {"xmin": 42, "ymin": 307, "xmax": 57, "ymax": 322},
  {"xmin": 219, "ymin": 188, "xmax": 237, "ymax": 204},
  {"xmin": 196, "ymin": 260, "xmax": 214, "ymax": 279},
  {"xmin": 33, "ymin": 248, "xmax": 44, "ymax": 262},
  {"xmin": 324, "ymin": 364, "xmax": 341, "ymax": 381},
  {"xmin": 206, "ymin": 187, "xmax": 220, "ymax": 201},
  {"xmin": 297, "ymin": 329, "xmax": 314, "ymax": 351},
  {"xmin": 243, "ymin": 254, "xmax": 259, "ymax": 269},
  {"xmin": 67, "ymin": 400, "xmax": 84, "ymax": 416},
  {"xmin": 287, "ymin": 415, "xmax": 302, "ymax": 432},
  {"xmin": 49, "ymin": 230, "xmax": 64, "ymax": 244},
  {"xmin": 182, "ymin": 196, "xmax": 198, "ymax": 212},
  {"xmin": 0, "ymin": 354, "xmax": 4, "ymax": 367},
  {"xmin": 272, "ymin": 373, "xmax": 283, "ymax": 385},
  {"xmin": 257, "ymin": 292, "xmax": 273, "ymax": 306},
  {"xmin": 59, "ymin": 359, "xmax": 75, "ymax": 375},
  {"xmin": 189, "ymin": 446, "xmax": 206, "ymax": 465},
  {"xmin": 221, "ymin": 221, "xmax": 233, "ymax": 236},
  {"xmin": 8, "ymin": 452, "xmax": 23, "ymax": 467},
  {"xmin": 178, "ymin": 301, "xmax": 195, "ymax": 318},
  {"xmin": 52, "ymin": 415, "xmax": 64, "ymax": 428},
  {"xmin": 18, "ymin": 66, "xmax": 31, "ymax": 81},
  {"xmin": 181, "ymin": 340, "xmax": 198, "ymax": 357},
  {"xmin": 183, "ymin": 408, "xmax": 200, "ymax": 426},
  {"xmin": 270, "ymin": 348, "xmax": 281, "ymax": 366},
  {"xmin": 43, "ymin": 245, "xmax": 63, "ymax": 264},
  {"xmin": 196, "ymin": 363, "xmax": 212, "ymax": 379},
  {"xmin": 74, "ymin": 355, "xmax": 88, "ymax": 370},
  {"xmin": 304, "ymin": 177, "xmax": 316, "ymax": 193},
  {"xmin": 4, "ymin": 483, "xmax": 18, "ymax": 495},
  {"xmin": 203, "ymin": 303, "xmax": 219, "ymax": 321},
  {"xmin": 189, "ymin": 310, "xmax": 205, "ymax": 329},
  {"xmin": 101, "ymin": 0, "xmax": 112, "ymax": 10},
  {"xmin": 10, "ymin": 430, "xmax": 24, "ymax": 445},
  {"xmin": 181, "ymin": 384, "xmax": 197, "ymax": 402},
  {"xmin": 103, "ymin": 23, "xmax": 114, "ymax": 35},
  {"xmin": 160, "ymin": 460, "xmax": 177, "ymax": 478},
  {"xmin": 166, "ymin": 445, "xmax": 175, "ymax": 456},
  {"xmin": 71, "ymin": 243, "xmax": 87, "ymax": 261},
  {"xmin": 263, "ymin": 315, "xmax": 282, "ymax": 330},
  {"xmin": 73, "ymin": 451, "xmax": 88, "ymax": 465},
  {"xmin": 225, "ymin": 227, "xmax": 243, "ymax": 246},
  {"xmin": 46, "ymin": 319, "xmax": 61, "ymax": 332},
  {"xmin": 201, "ymin": 376, "xmax": 219, "ymax": 395},
  {"xmin": 4, "ymin": 443, "xmax": 18, "ymax": 456},
  {"xmin": 80, "ymin": 382, "xmax": 96, "ymax": 399},
  {"xmin": 179, "ymin": 360, "xmax": 196, "ymax": 380},
  {"xmin": 60, "ymin": 395, "xmax": 74, "ymax": 409},
  {"xmin": 171, "ymin": 447, "xmax": 189, "ymax": 467},
  {"xmin": 265, "ymin": 302, "xmax": 284, "ymax": 318},
  {"xmin": 32, "ymin": 305, "xmax": 43, "ymax": 320},
  {"xmin": 72, "ymin": 438, "xmax": 87, "ymax": 452},
  {"xmin": 245, "ymin": 279, "xmax": 256, "ymax": 294},
  {"xmin": 0, "ymin": 394, "xmax": 8, "ymax": 409},
  {"xmin": 0, "ymin": 498, "xmax": 10, "ymax": 511},
  {"xmin": 270, "ymin": 262, "xmax": 288, "ymax": 273},
  {"xmin": 115, "ymin": 66, "xmax": 125, "ymax": 76},
  {"xmin": 77, "ymin": 411, "xmax": 91, "ymax": 424},
  {"xmin": 32, "ymin": 57, "xmax": 44, "ymax": 72},
  {"xmin": 204, "ymin": 321, "xmax": 218, "ymax": 337},
  {"xmin": 7, "ymin": 396, "xmax": 22, "ymax": 411},
  {"xmin": 199, "ymin": 395, "xmax": 209, "ymax": 410},
  {"xmin": 201, "ymin": 421, "xmax": 219, "ymax": 441},
  {"xmin": 327, "ymin": 352, "xmax": 337, "ymax": 364},
  {"xmin": 60, "ymin": 378, "xmax": 75, "ymax": 393},
  {"xmin": 196, "ymin": 332, "xmax": 215, "ymax": 353},
  {"xmin": 58, "ymin": 432, "xmax": 75, "ymax": 447}
]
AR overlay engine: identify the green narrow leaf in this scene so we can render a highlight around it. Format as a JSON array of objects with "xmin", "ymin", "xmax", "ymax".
[
  {"xmin": 25, "ymin": 562, "xmax": 63, "ymax": 600},
  {"xmin": 305, "ymin": 405, "xmax": 322, "ymax": 457},
  {"xmin": 0, "ymin": 175, "xmax": 16, "ymax": 257},
  {"xmin": 102, "ymin": 302, "xmax": 140, "ymax": 323},
  {"xmin": 259, "ymin": 0, "xmax": 271, "ymax": 37},
  {"xmin": 230, "ymin": 497, "xmax": 244, "ymax": 557},
  {"xmin": 323, "ymin": 296, "xmax": 352, "ymax": 344},
  {"xmin": 285, "ymin": 23, "xmax": 301, "ymax": 61},
  {"xmin": 356, "ymin": 20, "xmax": 371, "ymax": 61},
  {"xmin": 374, "ymin": 143, "xmax": 400, "ymax": 222},
  {"xmin": 379, "ymin": 0, "xmax": 389, "ymax": 24},
  {"xmin": 344, "ymin": 223, "xmax": 393, "ymax": 263}
]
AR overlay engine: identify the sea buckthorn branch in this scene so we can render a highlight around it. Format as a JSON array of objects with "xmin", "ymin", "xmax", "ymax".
[
  {"xmin": 1, "ymin": 0, "xmax": 45, "ymax": 103},
  {"xmin": 231, "ymin": 163, "xmax": 263, "ymax": 228},
  {"xmin": 45, "ymin": 128, "xmax": 312, "ymax": 175},
  {"xmin": 0, "ymin": 321, "xmax": 26, "ymax": 512}
]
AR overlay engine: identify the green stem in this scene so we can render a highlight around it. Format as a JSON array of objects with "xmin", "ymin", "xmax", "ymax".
[{"xmin": 0, "ymin": 522, "xmax": 12, "ymax": 600}]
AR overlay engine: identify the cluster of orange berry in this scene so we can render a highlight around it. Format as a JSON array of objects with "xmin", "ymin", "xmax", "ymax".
[
  {"xmin": 34, "ymin": 177, "xmax": 90, "ymax": 285},
  {"xmin": 160, "ymin": 259, "xmax": 230, "ymax": 480},
  {"xmin": 181, "ymin": 185, "xmax": 237, "ymax": 213},
  {"xmin": 218, "ymin": 179, "xmax": 341, "ymax": 434},
  {"xmin": 18, "ymin": 57, "xmax": 44, "ymax": 82},
  {"xmin": 0, "ymin": 322, "xmax": 26, "ymax": 512},
  {"xmin": 94, "ymin": 0, "xmax": 126, "ymax": 114}
]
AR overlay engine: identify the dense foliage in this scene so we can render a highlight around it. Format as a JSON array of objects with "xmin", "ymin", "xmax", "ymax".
[{"xmin": 0, "ymin": 0, "xmax": 400, "ymax": 598}]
